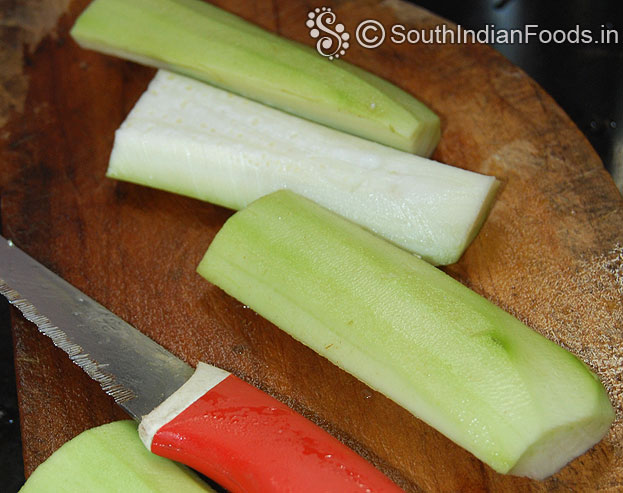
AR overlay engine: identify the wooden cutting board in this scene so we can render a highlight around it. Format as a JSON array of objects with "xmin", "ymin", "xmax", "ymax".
[{"xmin": 1, "ymin": 0, "xmax": 622, "ymax": 491}]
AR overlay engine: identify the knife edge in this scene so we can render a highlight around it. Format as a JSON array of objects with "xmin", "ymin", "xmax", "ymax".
[
  {"xmin": 0, "ymin": 279, "xmax": 138, "ymax": 404},
  {"xmin": 0, "ymin": 238, "xmax": 194, "ymax": 420}
]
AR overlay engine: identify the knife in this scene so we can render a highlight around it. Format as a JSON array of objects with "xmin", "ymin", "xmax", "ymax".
[{"xmin": 0, "ymin": 237, "xmax": 402, "ymax": 492}]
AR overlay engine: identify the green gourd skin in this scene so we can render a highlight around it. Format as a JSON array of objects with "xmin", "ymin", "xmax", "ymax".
[
  {"xmin": 19, "ymin": 421, "xmax": 214, "ymax": 492},
  {"xmin": 197, "ymin": 190, "xmax": 614, "ymax": 480},
  {"xmin": 70, "ymin": 0, "xmax": 440, "ymax": 156}
]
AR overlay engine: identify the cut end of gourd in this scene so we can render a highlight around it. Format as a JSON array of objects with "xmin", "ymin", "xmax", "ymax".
[
  {"xmin": 445, "ymin": 176, "xmax": 501, "ymax": 265},
  {"xmin": 19, "ymin": 420, "xmax": 214, "ymax": 492},
  {"xmin": 508, "ymin": 398, "xmax": 615, "ymax": 479}
]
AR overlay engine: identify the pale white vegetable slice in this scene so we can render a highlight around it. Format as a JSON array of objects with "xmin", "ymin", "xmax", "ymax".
[
  {"xmin": 197, "ymin": 190, "xmax": 615, "ymax": 480},
  {"xmin": 107, "ymin": 70, "xmax": 498, "ymax": 265}
]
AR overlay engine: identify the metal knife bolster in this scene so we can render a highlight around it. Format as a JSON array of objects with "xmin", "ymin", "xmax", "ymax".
[{"xmin": 0, "ymin": 237, "xmax": 194, "ymax": 419}]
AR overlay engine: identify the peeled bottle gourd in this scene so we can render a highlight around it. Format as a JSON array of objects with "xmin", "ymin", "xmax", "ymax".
[
  {"xmin": 197, "ymin": 190, "xmax": 614, "ymax": 480},
  {"xmin": 70, "ymin": 0, "xmax": 440, "ymax": 156},
  {"xmin": 19, "ymin": 420, "xmax": 214, "ymax": 492}
]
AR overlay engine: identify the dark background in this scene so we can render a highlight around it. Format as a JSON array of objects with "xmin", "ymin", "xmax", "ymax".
[
  {"xmin": 1, "ymin": 1, "xmax": 621, "ymax": 491},
  {"xmin": 415, "ymin": 0, "xmax": 622, "ymax": 188}
]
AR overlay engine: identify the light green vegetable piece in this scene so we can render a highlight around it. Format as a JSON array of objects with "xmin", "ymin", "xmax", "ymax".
[
  {"xmin": 19, "ymin": 420, "xmax": 214, "ymax": 492},
  {"xmin": 197, "ymin": 190, "xmax": 614, "ymax": 480},
  {"xmin": 70, "ymin": 0, "xmax": 441, "ymax": 156}
]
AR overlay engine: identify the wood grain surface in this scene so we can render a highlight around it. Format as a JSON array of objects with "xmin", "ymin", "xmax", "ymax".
[{"xmin": 1, "ymin": 0, "xmax": 622, "ymax": 491}]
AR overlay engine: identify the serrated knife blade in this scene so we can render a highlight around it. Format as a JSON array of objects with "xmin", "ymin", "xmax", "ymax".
[
  {"xmin": 0, "ymin": 236, "xmax": 402, "ymax": 492},
  {"xmin": 0, "ymin": 237, "xmax": 194, "ymax": 419}
]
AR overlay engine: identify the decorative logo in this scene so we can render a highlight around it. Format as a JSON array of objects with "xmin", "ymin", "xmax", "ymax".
[{"xmin": 306, "ymin": 7, "xmax": 350, "ymax": 60}]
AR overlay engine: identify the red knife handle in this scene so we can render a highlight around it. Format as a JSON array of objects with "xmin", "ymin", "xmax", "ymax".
[{"xmin": 140, "ymin": 365, "xmax": 402, "ymax": 492}]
